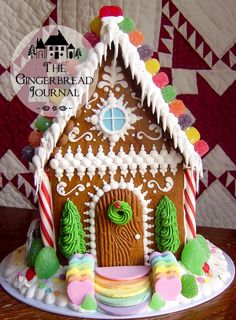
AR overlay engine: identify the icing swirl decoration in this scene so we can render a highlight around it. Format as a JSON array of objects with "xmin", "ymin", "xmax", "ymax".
[
  {"xmin": 137, "ymin": 124, "xmax": 162, "ymax": 141},
  {"xmin": 107, "ymin": 201, "xmax": 132, "ymax": 225}
]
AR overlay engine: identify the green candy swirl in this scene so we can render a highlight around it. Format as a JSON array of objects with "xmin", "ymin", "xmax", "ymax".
[
  {"xmin": 107, "ymin": 201, "xmax": 132, "ymax": 225},
  {"xmin": 155, "ymin": 196, "xmax": 180, "ymax": 253},
  {"xmin": 59, "ymin": 200, "xmax": 86, "ymax": 258}
]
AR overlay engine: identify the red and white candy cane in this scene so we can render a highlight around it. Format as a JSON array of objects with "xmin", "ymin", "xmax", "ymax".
[
  {"xmin": 184, "ymin": 168, "xmax": 197, "ymax": 240},
  {"xmin": 38, "ymin": 171, "xmax": 56, "ymax": 249}
]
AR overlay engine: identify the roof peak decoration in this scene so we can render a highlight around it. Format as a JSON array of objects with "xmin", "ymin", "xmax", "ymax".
[{"xmin": 32, "ymin": 5, "xmax": 209, "ymax": 191}]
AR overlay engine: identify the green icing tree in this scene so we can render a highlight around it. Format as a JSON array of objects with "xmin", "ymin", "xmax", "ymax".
[
  {"xmin": 59, "ymin": 199, "xmax": 86, "ymax": 258},
  {"xmin": 155, "ymin": 196, "xmax": 180, "ymax": 253}
]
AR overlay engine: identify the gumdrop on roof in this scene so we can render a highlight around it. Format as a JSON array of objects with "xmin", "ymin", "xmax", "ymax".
[{"xmin": 32, "ymin": 5, "xmax": 209, "ymax": 191}]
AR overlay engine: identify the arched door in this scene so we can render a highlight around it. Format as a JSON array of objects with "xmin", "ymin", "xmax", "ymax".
[{"xmin": 95, "ymin": 189, "xmax": 144, "ymax": 267}]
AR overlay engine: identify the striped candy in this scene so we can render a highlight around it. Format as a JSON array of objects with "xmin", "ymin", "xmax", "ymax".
[
  {"xmin": 38, "ymin": 171, "xmax": 56, "ymax": 249},
  {"xmin": 184, "ymin": 168, "xmax": 197, "ymax": 240}
]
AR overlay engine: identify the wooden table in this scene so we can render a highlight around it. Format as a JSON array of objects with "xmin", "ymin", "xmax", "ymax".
[{"xmin": 0, "ymin": 207, "xmax": 235, "ymax": 320}]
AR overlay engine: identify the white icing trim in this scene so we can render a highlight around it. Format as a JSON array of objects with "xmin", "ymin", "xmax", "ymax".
[
  {"xmin": 50, "ymin": 144, "xmax": 183, "ymax": 182},
  {"xmin": 98, "ymin": 60, "xmax": 128, "ymax": 91},
  {"xmin": 84, "ymin": 177, "xmax": 154, "ymax": 263},
  {"xmin": 85, "ymin": 90, "xmax": 142, "ymax": 147},
  {"xmin": 33, "ymin": 16, "xmax": 202, "ymax": 192}
]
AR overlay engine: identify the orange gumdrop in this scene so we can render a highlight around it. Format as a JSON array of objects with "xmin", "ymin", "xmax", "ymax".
[
  {"xmin": 129, "ymin": 30, "xmax": 144, "ymax": 47},
  {"xmin": 169, "ymin": 100, "xmax": 186, "ymax": 117},
  {"xmin": 28, "ymin": 131, "xmax": 42, "ymax": 147}
]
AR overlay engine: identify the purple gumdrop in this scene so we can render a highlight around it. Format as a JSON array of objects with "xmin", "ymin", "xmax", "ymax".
[
  {"xmin": 178, "ymin": 114, "xmax": 194, "ymax": 131},
  {"xmin": 21, "ymin": 145, "xmax": 35, "ymax": 162},
  {"xmin": 137, "ymin": 44, "xmax": 153, "ymax": 61}
]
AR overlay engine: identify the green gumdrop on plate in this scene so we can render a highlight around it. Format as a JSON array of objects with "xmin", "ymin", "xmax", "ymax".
[
  {"xmin": 181, "ymin": 239, "xmax": 205, "ymax": 275},
  {"xmin": 35, "ymin": 116, "xmax": 52, "ymax": 133},
  {"xmin": 27, "ymin": 238, "xmax": 43, "ymax": 268},
  {"xmin": 35, "ymin": 247, "xmax": 59, "ymax": 279},
  {"xmin": 196, "ymin": 234, "xmax": 210, "ymax": 262},
  {"xmin": 161, "ymin": 85, "xmax": 177, "ymax": 103},
  {"xmin": 149, "ymin": 293, "xmax": 165, "ymax": 310},
  {"xmin": 80, "ymin": 294, "xmax": 97, "ymax": 311},
  {"xmin": 118, "ymin": 16, "xmax": 136, "ymax": 33},
  {"xmin": 181, "ymin": 274, "xmax": 198, "ymax": 298}
]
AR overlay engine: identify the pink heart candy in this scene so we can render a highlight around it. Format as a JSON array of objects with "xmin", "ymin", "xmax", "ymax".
[
  {"xmin": 67, "ymin": 280, "xmax": 94, "ymax": 306},
  {"xmin": 155, "ymin": 277, "xmax": 181, "ymax": 301}
]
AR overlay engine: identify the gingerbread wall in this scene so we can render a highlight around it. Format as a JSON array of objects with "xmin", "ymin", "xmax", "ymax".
[{"xmin": 47, "ymin": 48, "xmax": 185, "ymax": 266}]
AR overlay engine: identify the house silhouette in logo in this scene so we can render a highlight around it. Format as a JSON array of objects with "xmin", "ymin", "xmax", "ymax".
[{"xmin": 34, "ymin": 30, "xmax": 75, "ymax": 60}]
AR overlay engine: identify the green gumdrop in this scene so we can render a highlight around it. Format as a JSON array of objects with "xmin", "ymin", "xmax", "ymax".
[
  {"xmin": 27, "ymin": 238, "xmax": 43, "ymax": 268},
  {"xmin": 161, "ymin": 85, "xmax": 177, "ymax": 103},
  {"xmin": 196, "ymin": 234, "xmax": 210, "ymax": 262},
  {"xmin": 35, "ymin": 247, "xmax": 59, "ymax": 279},
  {"xmin": 80, "ymin": 294, "xmax": 97, "ymax": 311},
  {"xmin": 118, "ymin": 16, "xmax": 136, "ymax": 33},
  {"xmin": 181, "ymin": 239, "xmax": 205, "ymax": 275},
  {"xmin": 35, "ymin": 116, "xmax": 52, "ymax": 133},
  {"xmin": 181, "ymin": 274, "xmax": 198, "ymax": 298},
  {"xmin": 149, "ymin": 293, "xmax": 165, "ymax": 310}
]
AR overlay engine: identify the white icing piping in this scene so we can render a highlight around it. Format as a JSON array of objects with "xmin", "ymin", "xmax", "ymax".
[
  {"xmin": 33, "ymin": 16, "xmax": 202, "ymax": 192},
  {"xmin": 84, "ymin": 177, "xmax": 154, "ymax": 264}
]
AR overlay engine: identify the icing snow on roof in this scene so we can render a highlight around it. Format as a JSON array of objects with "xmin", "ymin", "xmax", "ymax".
[{"xmin": 33, "ymin": 8, "xmax": 203, "ymax": 191}]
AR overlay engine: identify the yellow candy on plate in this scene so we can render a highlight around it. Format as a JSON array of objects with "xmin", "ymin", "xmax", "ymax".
[
  {"xmin": 145, "ymin": 58, "xmax": 160, "ymax": 75},
  {"xmin": 90, "ymin": 16, "xmax": 102, "ymax": 37},
  {"xmin": 94, "ymin": 281, "xmax": 149, "ymax": 298},
  {"xmin": 185, "ymin": 127, "xmax": 201, "ymax": 144},
  {"xmin": 95, "ymin": 274, "xmax": 149, "ymax": 289}
]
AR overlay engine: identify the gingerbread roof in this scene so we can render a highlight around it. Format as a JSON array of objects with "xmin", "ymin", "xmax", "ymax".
[{"xmin": 33, "ymin": 6, "xmax": 207, "ymax": 191}]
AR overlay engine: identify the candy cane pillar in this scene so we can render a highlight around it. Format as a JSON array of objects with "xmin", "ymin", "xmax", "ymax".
[
  {"xmin": 184, "ymin": 168, "xmax": 197, "ymax": 240},
  {"xmin": 38, "ymin": 171, "xmax": 56, "ymax": 249}
]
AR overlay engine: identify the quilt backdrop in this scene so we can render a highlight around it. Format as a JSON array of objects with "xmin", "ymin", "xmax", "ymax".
[{"xmin": 0, "ymin": 0, "xmax": 235, "ymax": 228}]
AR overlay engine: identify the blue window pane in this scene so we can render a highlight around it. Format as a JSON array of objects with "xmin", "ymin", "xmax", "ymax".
[
  {"xmin": 114, "ymin": 118, "xmax": 125, "ymax": 130},
  {"xmin": 103, "ymin": 109, "xmax": 112, "ymax": 118},
  {"xmin": 103, "ymin": 119, "xmax": 113, "ymax": 131},
  {"xmin": 113, "ymin": 108, "xmax": 124, "ymax": 118}
]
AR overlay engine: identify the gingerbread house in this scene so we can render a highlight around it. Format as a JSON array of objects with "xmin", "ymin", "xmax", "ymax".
[{"xmin": 33, "ymin": 6, "xmax": 208, "ymax": 267}]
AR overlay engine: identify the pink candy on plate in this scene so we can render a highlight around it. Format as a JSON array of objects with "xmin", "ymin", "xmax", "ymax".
[
  {"xmin": 155, "ymin": 277, "xmax": 181, "ymax": 301},
  {"xmin": 67, "ymin": 280, "xmax": 94, "ymax": 306}
]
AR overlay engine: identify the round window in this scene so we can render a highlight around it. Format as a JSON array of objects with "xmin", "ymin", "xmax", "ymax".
[{"xmin": 101, "ymin": 107, "xmax": 126, "ymax": 133}]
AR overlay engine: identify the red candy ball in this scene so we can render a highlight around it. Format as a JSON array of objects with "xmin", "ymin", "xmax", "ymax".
[
  {"xmin": 26, "ymin": 267, "xmax": 36, "ymax": 281},
  {"xmin": 114, "ymin": 201, "xmax": 121, "ymax": 209},
  {"xmin": 202, "ymin": 262, "xmax": 210, "ymax": 273},
  {"xmin": 99, "ymin": 6, "xmax": 123, "ymax": 18}
]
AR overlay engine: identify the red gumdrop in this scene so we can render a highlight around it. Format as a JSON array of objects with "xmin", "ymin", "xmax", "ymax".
[
  {"xmin": 194, "ymin": 140, "xmax": 209, "ymax": 157},
  {"xmin": 28, "ymin": 131, "xmax": 42, "ymax": 147},
  {"xmin": 99, "ymin": 6, "xmax": 123, "ymax": 18},
  {"xmin": 26, "ymin": 267, "xmax": 36, "ymax": 281},
  {"xmin": 202, "ymin": 262, "xmax": 210, "ymax": 273},
  {"xmin": 83, "ymin": 32, "xmax": 100, "ymax": 48},
  {"xmin": 153, "ymin": 72, "xmax": 169, "ymax": 88}
]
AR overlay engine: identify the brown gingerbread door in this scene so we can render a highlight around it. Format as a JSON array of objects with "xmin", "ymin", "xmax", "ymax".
[{"xmin": 95, "ymin": 189, "xmax": 144, "ymax": 267}]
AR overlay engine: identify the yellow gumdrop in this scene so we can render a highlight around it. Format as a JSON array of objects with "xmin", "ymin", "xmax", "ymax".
[
  {"xmin": 49, "ymin": 88, "xmax": 64, "ymax": 106},
  {"xmin": 145, "ymin": 58, "xmax": 160, "ymax": 75},
  {"xmin": 185, "ymin": 127, "xmax": 201, "ymax": 144},
  {"xmin": 90, "ymin": 16, "xmax": 102, "ymax": 37}
]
